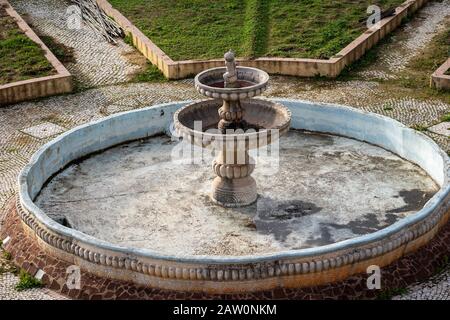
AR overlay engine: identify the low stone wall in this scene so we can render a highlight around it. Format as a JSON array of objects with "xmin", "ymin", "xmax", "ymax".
[
  {"xmin": 14, "ymin": 100, "xmax": 450, "ymax": 294},
  {"xmin": 0, "ymin": 0, "xmax": 72, "ymax": 106},
  {"xmin": 96, "ymin": 0, "xmax": 429, "ymax": 79},
  {"xmin": 431, "ymin": 58, "xmax": 450, "ymax": 90}
]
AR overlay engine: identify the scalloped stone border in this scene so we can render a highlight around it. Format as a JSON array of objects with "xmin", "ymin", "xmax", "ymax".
[
  {"xmin": 3, "ymin": 197, "xmax": 450, "ymax": 299},
  {"xmin": 16, "ymin": 99, "xmax": 450, "ymax": 294},
  {"xmin": 0, "ymin": 0, "xmax": 73, "ymax": 106},
  {"xmin": 95, "ymin": 0, "xmax": 429, "ymax": 79},
  {"xmin": 431, "ymin": 58, "xmax": 450, "ymax": 90}
]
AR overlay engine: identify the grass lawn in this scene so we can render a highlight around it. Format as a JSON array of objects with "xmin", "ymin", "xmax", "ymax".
[
  {"xmin": 109, "ymin": 0, "xmax": 405, "ymax": 61},
  {"xmin": 0, "ymin": 5, "xmax": 55, "ymax": 85},
  {"xmin": 0, "ymin": 8, "xmax": 56, "ymax": 85}
]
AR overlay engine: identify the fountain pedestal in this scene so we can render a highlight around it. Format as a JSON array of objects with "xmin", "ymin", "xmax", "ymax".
[{"xmin": 211, "ymin": 150, "xmax": 256, "ymax": 207}]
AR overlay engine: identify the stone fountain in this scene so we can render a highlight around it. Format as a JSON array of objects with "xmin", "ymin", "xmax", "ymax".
[{"xmin": 174, "ymin": 51, "xmax": 291, "ymax": 207}]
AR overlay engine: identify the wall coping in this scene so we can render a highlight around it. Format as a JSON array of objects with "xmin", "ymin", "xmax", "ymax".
[
  {"xmin": 96, "ymin": 0, "xmax": 429, "ymax": 79},
  {"xmin": 0, "ymin": 0, "xmax": 73, "ymax": 106},
  {"xmin": 431, "ymin": 58, "xmax": 450, "ymax": 90}
]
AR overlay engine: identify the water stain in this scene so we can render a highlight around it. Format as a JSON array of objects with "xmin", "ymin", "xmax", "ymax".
[
  {"xmin": 387, "ymin": 189, "xmax": 435, "ymax": 213},
  {"xmin": 53, "ymin": 216, "xmax": 72, "ymax": 229},
  {"xmin": 326, "ymin": 213, "xmax": 383, "ymax": 235},
  {"xmin": 304, "ymin": 224, "xmax": 335, "ymax": 247},
  {"xmin": 253, "ymin": 198, "xmax": 322, "ymax": 242},
  {"xmin": 303, "ymin": 211, "xmax": 403, "ymax": 247},
  {"xmin": 258, "ymin": 200, "xmax": 321, "ymax": 221}
]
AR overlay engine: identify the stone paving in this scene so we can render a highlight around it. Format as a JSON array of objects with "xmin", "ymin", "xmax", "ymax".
[
  {"xmin": 9, "ymin": 0, "xmax": 144, "ymax": 88},
  {"xmin": 429, "ymin": 121, "xmax": 450, "ymax": 136},
  {"xmin": 358, "ymin": 0, "xmax": 450, "ymax": 80},
  {"xmin": 393, "ymin": 266, "xmax": 450, "ymax": 300},
  {"xmin": 0, "ymin": 0, "xmax": 449, "ymax": 300},
  {"xmin": 0, "ymin": 272, "xmax": 67, "ymax": 300}
]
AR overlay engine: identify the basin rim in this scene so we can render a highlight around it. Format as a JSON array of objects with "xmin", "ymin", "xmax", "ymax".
[{"xmin": 18, "ymin": 99, "xmax": 450, "ymax": 265}]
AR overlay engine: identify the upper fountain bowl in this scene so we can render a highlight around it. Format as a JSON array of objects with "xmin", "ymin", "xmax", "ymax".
[{"xmin": 195, "ymin": 66, "xmax": 269, "ymax": 101}]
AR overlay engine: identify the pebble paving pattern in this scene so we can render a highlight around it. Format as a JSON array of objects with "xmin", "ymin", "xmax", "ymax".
[
  {"xmin": 0, "ymin": 0, "xmax": 449, "ymax": 300},
  {"xmin": 0, "ymin": 273, "xmax": 66, "ymax": 300},
  {"xmin": 393, "ymin": 268, "xmax": 450, "ymax": 300},
  {"xmin": 0, "ymin": 245, "xmax": 66, "ymax": 300}
]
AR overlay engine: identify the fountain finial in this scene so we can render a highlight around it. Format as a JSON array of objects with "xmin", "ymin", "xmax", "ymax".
[{"xmin": 223, "ymin": 50, "xmax": 238, "ymax": 88}]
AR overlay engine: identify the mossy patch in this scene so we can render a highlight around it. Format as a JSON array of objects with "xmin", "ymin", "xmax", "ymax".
[
  {"xmin": 108, "ymin": 0, "xmax": 404, "ymax": 60},
  {"xmin": 376, "ymin": 287, "xmax": 408, "ymax": 300}
]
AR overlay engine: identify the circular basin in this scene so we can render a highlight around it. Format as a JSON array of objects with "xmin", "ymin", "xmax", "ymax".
[
  {"xmin": 17, "ymin": 99, "xmax": 450, "ymax": 293},
  {"xmin": 36, "ymin": 130, "xmax": 438, "ymax": 256}
]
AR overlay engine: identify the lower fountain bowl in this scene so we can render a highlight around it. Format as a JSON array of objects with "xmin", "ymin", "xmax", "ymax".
[
  {"xmin": 14, "ymin": 99, "xmax": 450, "ymax": 295},
  {"xmin": 174, "ymin": 98, "xmax": 291, "ymax": 149}
]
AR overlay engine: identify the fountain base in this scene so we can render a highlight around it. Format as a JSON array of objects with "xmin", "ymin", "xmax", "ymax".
[{"xmin": 211, "ymin": 176, "xmax": 257, "ymax": 207}]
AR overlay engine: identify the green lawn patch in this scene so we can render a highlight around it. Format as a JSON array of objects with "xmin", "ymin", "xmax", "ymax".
[
  {"xmin": 132, "ymin": 62, "xmax": 167, "ymax": 82},
  {"xmin": 441, "ymin": 113, "xmax": 450, "ymax": 122},
  {"xmin": 267, "ymin": 0, "xmax": 404, "ymax": 59},
  {"xmin": 109, "ymin": 0, "xmax": 247, "ymax": 61},
  {"xmin": 108, "ymin": 0, "xmax": 405, "ymax": 60},
  {"xmin": 0, "ymin": 5, "xmax": 55, "ymax": 85}
]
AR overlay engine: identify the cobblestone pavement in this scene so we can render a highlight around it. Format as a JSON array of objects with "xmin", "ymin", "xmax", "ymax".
[
  {"xmin": 0, "ymin": 1, "xmax": 449, "ymax": 300},
  {"xmin": 9, "ymin": 0, "xmax": 144, "ymax": 88},
  {"xmin": 358, "ymin": 0, "xmax": 450, "ymax": 80},
  {"xmin": 0, "ymin": 273, "xmax": 65, "ymax": 300},
  {"xmin": 393, "ymin": 266, "xmax": 450, "ymax": 300}
]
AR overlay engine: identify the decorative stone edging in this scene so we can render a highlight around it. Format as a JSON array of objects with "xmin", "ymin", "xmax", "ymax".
[
  {"xmin": 17, "ymin": 198, "xmax": 448, "ymax": 282},
  {"xmin": 1, "ymin": 198, "xmax": 449, "ymax": 299},
  {"xmin": 95, "ymin": 0, "xmax": 429, "ymax": 79},
  {"xmin": 0, "ymin": 0, "xmax": 72, "ymax": 106},
  {"xmin": 431, "ymin": 58, "xmax": 450, "ymax": 90},
  {"xmin": 15, "ymin": 99, "xmax": 450, "ymax": 293}
]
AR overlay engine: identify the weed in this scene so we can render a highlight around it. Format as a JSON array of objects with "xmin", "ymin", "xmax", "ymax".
[
  {"xmin": 2, "ymin": 251, "xmax": 12, "ymax": 261},
  {"xmin": 441, "ymin": 113, "xmax": 450, "ymax": 122},
  {"xmin": 132, "ymin": 63, "xmax": 167, "ymax": 83},
  {"xmin": 411, "ymin": 124, "xmax": 428, "ymax": 132},
  {"xmin": 107, "ymin": 0, "xmax": 404, "ymax": 61},
  {"xmin": 376, "ymin": 287, "xmax": 408, "ymax": 300},
  {"xmin": 15, "ymin": 269, "xmax": 43, "ymax": 291}
]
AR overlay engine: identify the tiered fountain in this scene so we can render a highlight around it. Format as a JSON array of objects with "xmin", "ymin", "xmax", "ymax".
[{"xmin": 174, "ymin": 50, "xmax": 290, "ymax": 207}]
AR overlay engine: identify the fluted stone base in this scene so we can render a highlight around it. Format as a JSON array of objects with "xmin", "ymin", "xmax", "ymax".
[{"xmin": 211, "ymin": 176, "xmax": 257, "ymax": 207}]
